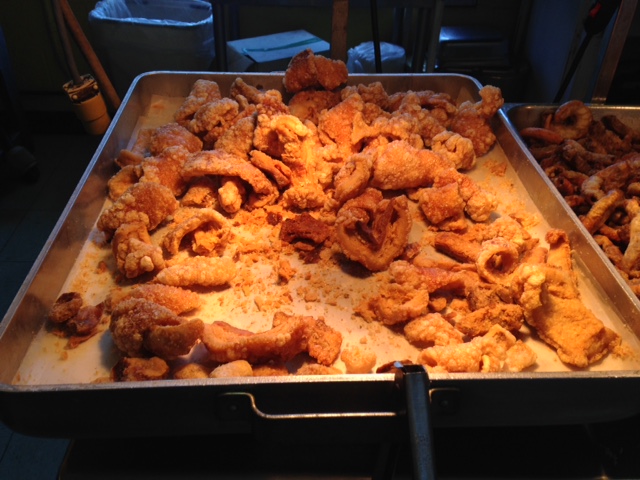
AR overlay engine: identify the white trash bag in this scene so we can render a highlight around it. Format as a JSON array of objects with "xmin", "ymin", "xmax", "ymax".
[
  {"xmin": 89, "ymin": 0, "xmax": 215, "ymax": 96},
  {"xmin": 347, "ymin": 41, "xmax": 406, "ymax": 74}
]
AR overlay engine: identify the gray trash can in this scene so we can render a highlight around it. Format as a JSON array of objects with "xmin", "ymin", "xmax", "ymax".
[{"xmin": 89, "ymin": 0, "xmax": 215, "ymax": 96}]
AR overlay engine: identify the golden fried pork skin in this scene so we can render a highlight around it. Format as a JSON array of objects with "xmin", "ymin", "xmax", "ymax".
[
  {"xmin": 113, "ymin": 356, "xmax": 170, "ymax": 382},
  {"xmin": 49, "ymin": 292, "xmax": 83, "ymax": 324},
  {"xmin": 182, "ymin": 150, "xmax": 278, "ymax": 209},
  {"xmin": 139, "ymin": 145, "xmax": 191, "ymax": 197},
  {"xmin": 279, "ymin": 213, "xmax": 331, "ymax": 251},
  {"xmin": 404, "ymin": 313, "xmax": 465, "ymax": 347},
  {"xmin": 97, "ymin": 182, "xmax": 178, "ymax": 238},
  {"xmin": 511, "ymin": 230, "xmax": 620, "ymax": 367},
  {"xmin": 112, "ymin": 222, "xmax": 165, "ymax": 279},
  {"xmin": 288, "ymin": 89, "xmax": 341, "ymax": 124},
  {"xmin": 202, "ymin": 312, "xmax": 341, "ymax": 366},
  {"xmin": 418, "ymin": 324, "xmax": 535, "ymax": 373},
  {"xmin": 110, "ymin": 298, "xmax": 204, "ymax": 359},
  {"xmin": 174, "ymin": 79, "xmax": 222, "ymax": 126},
  {"xmin": 335, "ymin": 188, "xmax": 411, "ymax": 271},
  {"xmin": 109, "ymin": 284, "xmax": 202, "ymax": 315},
  {"xmin": 148, "ymin": 123, "xmax": 203, "ymax": 156},
  {"xmin": 153, "ymin": 256, "xmax": 237, "ymax": 288},
  {"xmin": 107, "ymin": 164, "xmax": 141, "ymax": 201},
  {"xmin": 162, "ymin": 207, "xmax": 230, "ymax": 255},
  {"xmin": 283, "ymin": 48, "xmax": 348, "ymax": 93}
]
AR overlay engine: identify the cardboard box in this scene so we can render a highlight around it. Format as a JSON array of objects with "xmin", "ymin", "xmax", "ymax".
[{"xmin": 226, "ymin": 30, "xmax": 330, "ymax": 72}]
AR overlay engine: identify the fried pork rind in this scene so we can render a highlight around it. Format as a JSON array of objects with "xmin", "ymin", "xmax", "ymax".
[
  {"xmin": 333, "ymin": 152, "xmax": 374, "ymax": 205},
  {"xmin": 109, "ymin": 284, "xmax": 202, "ymax": 315},
  {"xmin": 97, "ymin": 182, "xmax": 179, "ymax": 238},
  {"xmin": 181, "ymin": 177, "xmax": 219, "ymax": 208},
  {"xmin": 404, "ymin": 313, "xmax": 465, "ymax": 347},
  {"xmin": 450, "ymin": 85, "xmax": 503, "ymax": 157},
  {"xmin": 110, "ymin": 298, "xmax": 204, "ymax": 359},
  {"xmin": 214, "ymin": 114, "xmax": 256, "ymax": 161},
  {"xmin": 418, "ymin": 324, "xmax": 536, "ymax": 373},
  {"xmin": 317, "ymin": 93, "xmax": 365, "ymax": 159},
  {"xmin": 113, "ymin": 356, "xmax": 170, "ymax": 382},
  {"xmin": 139, "ymin": 145, "xmax": 191, "ymax": 197},
  {"xmin": 210, "ymin": 360, "xmax": 253, "ymax": 378},
  {"xmin": 188, "ymin": 97, "xmax": 240, "ymax": 141},
  {"xmin": 153, "ymin": 256, "xmax": 237, "ymax": 288},
  {"xmin": 163, "ymin": 207, "xmax": 230, "ymax": 256},
  {"xmin": 49, "ymin": 292, "xmax": 83, "ymax": 324},
  {"xmin": 174, "ymin": 79, "xmax": 222, "ymax": 126},
  {"xmin": 108, "ymin": 165, "xmax": 141, "ymax": 201},
  {"xmin": 201, "ymin": 311, "xmax": 342, "ymax": 366},
  {"xmin": 453, "ymin": 303, "xmax": 524, "ymax": 337},
  {"xmin": 115, "ymin": 128, "xmax": 153, "ymax": 168},
  {"xmin": 335, "ymin": 188, "xmax": 411, "ymax": 271},
  {"xmin": 475, "ymin": 237, "xmax": 521, "ymax": 286},
  {"xmin": 431, "ymin": 130, "xmax": 476, "ymax": 170},
  {"xmin": 340, "ymin": 345, "xmax": 377, "ymax": 373},
  {"xmin": 511, "ymin": 229, "xmax": 620, "ymax": 367},
  {"xmin": 253, "ymin": 113, "xmax": 329, "ymax": 209},
  {"xmin": 112, "ymin": 222, "xmax": 165, "ymax": 279},
  {"xmin": 249, "ymin": 150, "xmax": 292, "ymax": 189},
  {"xmin": 182, "ymin": 150, "xmax": 278, "ymax": 210},
  {"xmin": 283, "ymin": 48, "xmax": 348, "ymax": 93},
  {"xmin": 279, "ymin": 212, "xmax": 331, "ymax": 252},
  {"xmin": 48, "ymin": 292, "xmax": 105, "ymax": 347},
  {"xmin": 288, "ymin": 89, "xmax": 341, "ymax": 124},
  {"xmin": 371, "ymin": 140, "xmax": 443, "ymax": 190},
  {"xmin": 148, "ymin": 122, "xmax": 203, "ymax": 156},
  {"xmin": 356, "ymin": 261, "xmax": 467, "ymax": 325}
]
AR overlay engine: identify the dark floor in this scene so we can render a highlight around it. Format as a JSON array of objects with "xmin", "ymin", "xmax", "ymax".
[{"xmin": 0, "ymin": 130, "xmax": 102, "ymax": 479}]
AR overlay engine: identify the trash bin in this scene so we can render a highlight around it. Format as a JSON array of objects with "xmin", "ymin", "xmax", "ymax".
[{"xmin": 88, "ymin": 0, "xmax": 215, "ymax": 97}]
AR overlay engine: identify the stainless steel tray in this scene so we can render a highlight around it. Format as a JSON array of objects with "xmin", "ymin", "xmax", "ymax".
[{"xmin": 2, "ymin": 73, "xmax": 640, "ymax": 439}]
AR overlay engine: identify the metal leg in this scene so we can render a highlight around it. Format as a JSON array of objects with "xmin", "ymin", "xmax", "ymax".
[{"xmin": 394, "ymin": 363, "xmax": 437, "ymax": 480}]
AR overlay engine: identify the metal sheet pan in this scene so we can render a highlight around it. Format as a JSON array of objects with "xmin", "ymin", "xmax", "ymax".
[{"xmin": 2, "ymin": 74, "xmax": 640, "ymax": 439}]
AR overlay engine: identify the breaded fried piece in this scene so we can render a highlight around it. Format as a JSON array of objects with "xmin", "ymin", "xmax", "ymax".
[
  {"xmin": 335, "ymin": 189, "xmax": 411, "ymax": 272},
  {"xmin": 148, "ymin": 123, "xmax": 203, "ymax": 156},
  {"xmin": 145, "ymin": 318, "xmax": 204, "ymax": 360},
  {"xmin": 112, "ymin": 222, "xmax": 165, "ymax": 279},
  {"xmin": 340, "ymin": 345, "xmax": 377, "ymax": 373},
  {"xmin": 288, "ymin": 89, "xmax": 341, "ymax": 124},
  {"xmin": 109, "ymin": 284, "xmax": 202, "ymax": 315},
  {"xmin": 162, "ymin": 207, "xmax": 230, "ymax": 255},
  {"xmin": 174, "ymin": 79, "xmax": 222, "ymax": 126},
  {"xmin": 108, "ymin": 165, "xmax": 141, "ymax": 201},
  {"xmin": 249, "ymin": 150, "xmax": 292, "ymax": 189},
  {"xmin": 210, "ymin": 360, "xmax": 253, "ymax": 378},
  {"xmin": 181, "ymin": 177, "xmax": 218, "ymax": 208},
  {"xmin": 153, "ymin": 256, "xmax": 237, "ymax": 288},
  {"xmin": 214, "ymin": 115, "xmax": 256, "ymax": 160},
  {"xmin": 512, "ymin": 230, "xmax": 620, "ymax": 367},
  {"xmin": 97, "ymin": 182, "xmax": 178, "ymax": 237},
  {"xmin": 139, "ymin": 145, "xmax": 191, "ymax": 197},
  {"xmin": 419, "ymin": 324, "xmax": 535, "ymax": 373},
  {"xmin": 404, "ymin": 313, "xmax": 465, "ymax": 347},
  {"xmin": 113, "ymin": 357, "xmax": 170, "ymax": 382},
  {"xmin": 283, "ymin": 49, "xmax": 348, "ymax": 93},
  {"xmin": 454, "ymin": 303, "xmax": 524, "ymax": 337},
  {"xmin": 173, "ymin": 363, "xmax": 211, "ymax": 379},
  {"xmin": 110, "ymin": 298, "xmax": 203, "ymax": 359},
  {"xmin": 202, "ymin": 311, "xmax": 342, "ymax": 366},
  {"xmin": 182, "ymin": 150, "xmax": 278, "ymax": 209}
]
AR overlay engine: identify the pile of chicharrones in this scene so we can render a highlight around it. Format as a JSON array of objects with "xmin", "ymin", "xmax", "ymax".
[
  {"xmin": 47, "ymin": 49, "xmax": 626, "ymax": 382},
  {"xmin": 519, "ymin": 101, "xmax": 640, "ymax": 299}
]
